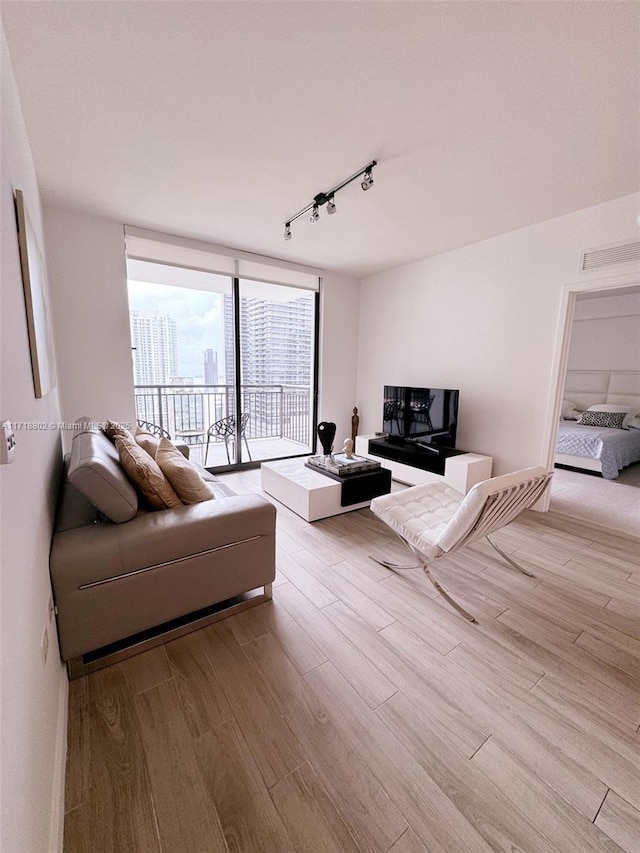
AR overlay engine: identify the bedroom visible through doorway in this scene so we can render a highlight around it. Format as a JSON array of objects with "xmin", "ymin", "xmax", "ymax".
[{"xmin": 548, "ymin": 282, "xmax": 640, "ymax": 538}]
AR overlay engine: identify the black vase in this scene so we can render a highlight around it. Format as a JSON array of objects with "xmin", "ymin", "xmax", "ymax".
[{"xmin": 317, "ymin": 421, "xmax": 336, "ymax": 455}]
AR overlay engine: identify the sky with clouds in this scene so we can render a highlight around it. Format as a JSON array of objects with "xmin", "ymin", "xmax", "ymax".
[{"xmin": 128, "ymin": 280, "xmax": 226, "ymax": 380}]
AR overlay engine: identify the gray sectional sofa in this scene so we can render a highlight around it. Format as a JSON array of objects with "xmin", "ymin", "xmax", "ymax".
[{"xmin": 50, "ymin": 421, "xmax": 276, "ymax": 677}]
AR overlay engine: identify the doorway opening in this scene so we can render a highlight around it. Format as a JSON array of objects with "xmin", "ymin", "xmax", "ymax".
[{"xmin": 543, "ymin": 275, "xmax": 640, "ymax": 537}]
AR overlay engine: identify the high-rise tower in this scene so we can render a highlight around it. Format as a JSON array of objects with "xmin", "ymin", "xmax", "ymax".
[
  {"xmin": 222, "ymin": 293, "xmax": 313, "ymax": 386},
  {"xmin": 203, "ymin": 349, "xmax": 219, "ymax": 385},
  {"xmin": 130, "ymin": 310, "xmax": 178, "ymax": 385}
]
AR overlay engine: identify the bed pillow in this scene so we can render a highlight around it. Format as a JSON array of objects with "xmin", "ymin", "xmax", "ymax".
[
  {"xmin": 587, "ymin": 404, "xmax": 639, "ymax": 428},
  {"xmin": 561, "ymin": 400, "xmax": 581, "ymax": 420},
  {"xmin": 155, "ymin": 439, "xmax": 214, "ymax": 504},
  {"xmin": 577, "ymin": 410, "xmax": 626, "ymax": 429}
]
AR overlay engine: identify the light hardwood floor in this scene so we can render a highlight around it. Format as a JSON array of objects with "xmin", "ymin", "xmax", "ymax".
[{"xmin": 63, "ymin": 469, "xmax": 640, "ymax": 853}]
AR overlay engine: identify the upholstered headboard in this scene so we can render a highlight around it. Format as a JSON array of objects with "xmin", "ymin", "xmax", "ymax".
[{"xmin": 563, "ymin": 370, "xmax": 640, "ymax": 411}]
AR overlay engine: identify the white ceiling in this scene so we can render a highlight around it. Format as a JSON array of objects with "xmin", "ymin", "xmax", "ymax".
[{"xmin": 2, "ymin": 1, "xmax": 639, "ymax": 278}]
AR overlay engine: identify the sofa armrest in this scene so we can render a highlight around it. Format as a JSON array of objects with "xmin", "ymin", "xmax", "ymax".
[{"xmin": 51, "ymin": 494, "xmax": 276, "ymax": 594}]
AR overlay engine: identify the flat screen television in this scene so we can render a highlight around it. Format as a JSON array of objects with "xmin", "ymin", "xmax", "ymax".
[{"xmin": 383, "ymin": 385, "xmax": 459, "ymax": 448}]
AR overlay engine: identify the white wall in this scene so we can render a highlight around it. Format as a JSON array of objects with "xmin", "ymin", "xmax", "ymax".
[
  {"xmin": 567, "ymin": 291, "xmax": 640, "ymax": 371},
  {"xmin": 357, "ymin": 194, "xmax": 640, "ymax": 475},
  {"xmin": 45, "ymin": 209, "xmax": 135, "ymax": 446},
  {"xmin": 0, "ymin": 24, "xmax": 67, "ymax": 853},
  {"xmin": 44, "ymin": 212, "xmax": 361, "ymax": 454},
  {"xmin": 319, "ymin": 272, "xmax": 360, "ymax": 448}
]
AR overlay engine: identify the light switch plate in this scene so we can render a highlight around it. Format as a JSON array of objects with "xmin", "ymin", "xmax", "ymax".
[{"xmin": 1, "ymin": 421, "xmax": 16, "ymax": 464}]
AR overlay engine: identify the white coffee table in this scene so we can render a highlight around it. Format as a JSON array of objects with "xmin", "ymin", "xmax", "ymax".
[{"xmin": 261, "ymin": 457, "xmax": 385, "ymax": 522}]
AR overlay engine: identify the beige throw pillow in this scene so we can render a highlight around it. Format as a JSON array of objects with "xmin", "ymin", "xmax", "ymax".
[
  {"xmin": 155, "ymin": 438, "xmax": 214, "ymax": 504},
  {"xmin": 135, "ymin": 427, "xmax": 161, "ymax": 459},
  {"xmin": 115, "ymin": 435, "xmax": 183, "ymax": 510},
  {"xmin": 103, "ymin": 419, "xmax": 133, "ymax": 443}
]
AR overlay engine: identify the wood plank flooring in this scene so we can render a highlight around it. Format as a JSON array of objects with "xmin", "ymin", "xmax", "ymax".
[{"xmin": 63, "ymin": 469, "xmax": 640, "ymax": 853}]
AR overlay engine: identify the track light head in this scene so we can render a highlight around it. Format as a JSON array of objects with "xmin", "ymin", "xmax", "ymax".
[{"xmin": 285, "ymin": 160, "xmax": 377, "ymax": 235}]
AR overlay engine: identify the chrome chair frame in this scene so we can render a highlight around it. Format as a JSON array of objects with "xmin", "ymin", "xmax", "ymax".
[{"xmin": 371, "ymin": 469, "xmax": 553, "ymax": 622}]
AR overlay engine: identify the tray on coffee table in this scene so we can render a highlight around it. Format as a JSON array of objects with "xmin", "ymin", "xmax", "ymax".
[{"xmin": 305, "ymin": 453, "xmax": 381, "ymax": 477}]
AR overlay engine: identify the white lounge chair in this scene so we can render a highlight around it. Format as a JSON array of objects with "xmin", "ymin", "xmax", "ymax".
[{"xmin": 370, "ymin": 467, "xmax": 553, "ymax": 622}]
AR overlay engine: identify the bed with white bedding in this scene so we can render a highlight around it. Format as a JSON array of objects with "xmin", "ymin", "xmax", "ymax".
[
  {"xmin": 555, "ymin": 370, "xmax": 640, "ymax": 479},
  {"xmin": 556, "ymin": 421, "xmax": 640, "ymax": 479}
]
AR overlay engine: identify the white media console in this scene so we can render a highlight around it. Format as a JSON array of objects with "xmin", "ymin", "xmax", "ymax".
[{"xmin": 354, "ymin": 434, "xmax": 493, "ymax": 494}]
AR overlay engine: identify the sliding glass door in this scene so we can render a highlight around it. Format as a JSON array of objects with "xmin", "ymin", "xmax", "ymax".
[
  {"xmin": 127, "ymin": 257, "xmax": 318, "ymax": 469},
  {"xmin": 235, "ymin": 279, "xmax": 317, "ymax": 463}
]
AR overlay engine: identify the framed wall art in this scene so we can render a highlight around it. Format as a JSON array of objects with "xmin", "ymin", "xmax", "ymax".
[{"xmin": 14, "ymin": 188, "xmax": 56, "ymax": 398}]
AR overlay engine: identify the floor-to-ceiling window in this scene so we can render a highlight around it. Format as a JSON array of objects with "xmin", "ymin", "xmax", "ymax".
[
  {"xmin": 125, "ymin": 228, "xmax": 320, "ymax": 469},
  {"xmin": 233, "ymin": 278, "xmax": 317, "ymax": 463}
]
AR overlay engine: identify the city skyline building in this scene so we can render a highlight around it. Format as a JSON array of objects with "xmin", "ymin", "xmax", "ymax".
[
  {"xmin": 222, "ymin": 292, "xmax": 314, "ymax": 441},
  {"xmin": 129, "ymin": 309, "xmax": 178, "ymax": 385},
  {"xmin": 223, "ymin": 293, "xmax": 313, "ymax": 387},
  {"xmin": 130, "ymin": 289, "xmax": 314, "ymax": 450},
  {"xmin": 203, "ymin": 348, "xmax": 219, "ymax": 385}
]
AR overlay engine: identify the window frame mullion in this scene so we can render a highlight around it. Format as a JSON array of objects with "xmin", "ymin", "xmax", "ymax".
[{"xmin": 232, "ymin": 275, "xmax": 242, "ymax": 465}]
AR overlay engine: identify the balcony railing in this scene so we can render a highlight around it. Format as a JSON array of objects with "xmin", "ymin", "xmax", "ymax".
[{"xmin": 134, "ymin": 383, "xmax": 312, "ymax": 447}]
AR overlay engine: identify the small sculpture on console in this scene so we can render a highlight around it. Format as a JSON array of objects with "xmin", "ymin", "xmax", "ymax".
[
  {"xmin": 342, "ymin": 438, "xmax": 354, "ymax": 458},
  {"xmin": 317, "ymin": 421, "xmax": 337, "ymax": 458},
  {"xmin": 351, "ymin": 407, "xmax": 360, "ymax": 443}
]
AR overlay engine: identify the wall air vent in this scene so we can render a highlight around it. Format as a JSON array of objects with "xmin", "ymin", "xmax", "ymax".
[{"xmin": 580, "ymin": 239, "xmax": 640, "ymax": 272}]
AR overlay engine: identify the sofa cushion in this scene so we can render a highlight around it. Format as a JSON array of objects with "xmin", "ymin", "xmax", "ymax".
[
  {"xmin": 103, "ymin": 419, "xmax": 133, "ymax": 442},
  {"xmin": 134, "ymin": 427, "xmax": 161, "ymax": 458},
  {"xmin": 201, "ymin": 468, "xmax": 238, "ymax": 498},
  {"xmin": 72, "ymin": 416, "xmax": 100, "ymax": 438},
  {"xmin": 155, "ymin": 438, "xmax": 214, "ymax": 504},
  {"xmin": 115, "ymin": 434, "xmax": 183, "ymax": 510},
  {"xmin": 68, "ymin": 428, "xmax": 139, "ymax": 523}
]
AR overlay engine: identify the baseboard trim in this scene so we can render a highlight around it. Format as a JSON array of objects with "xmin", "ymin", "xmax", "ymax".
[{"xmin": 48, "ymin": 665, "xmax": 69, "ymax": 852}]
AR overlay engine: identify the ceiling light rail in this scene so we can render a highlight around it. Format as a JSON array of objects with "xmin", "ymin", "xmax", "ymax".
[{"xmin": 284, "ymin": 160, "xmax": 377, "ymax": 240}]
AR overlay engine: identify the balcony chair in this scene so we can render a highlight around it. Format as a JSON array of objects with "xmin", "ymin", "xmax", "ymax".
[
  {"xmin": 370, "ymin": 467, "xmax": 552, "ymax": 622},
  {"xmin": 205, "ymin": 413, "xmax": 252, "ymax": 465},
  {"xmin": 411, "ymin": 393, "xmax": 435, "ymax": 430},
  {"xmin": 383, "ymin": 400, "xmax": 403, "ymax": 434},
  {"xmin": 136, "ymin": 419, "xmax": 171, "ymax": 439}
]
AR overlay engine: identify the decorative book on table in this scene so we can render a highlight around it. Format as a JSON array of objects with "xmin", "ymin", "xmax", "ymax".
[{"xmin": 306, "ymin": 454, "xmax": 381, "ymax": 477}]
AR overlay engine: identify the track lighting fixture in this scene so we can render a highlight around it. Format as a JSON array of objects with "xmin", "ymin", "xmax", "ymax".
[{"xmin": 283, "ymin": 160, "xmax": 376, "ymax": 239}]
